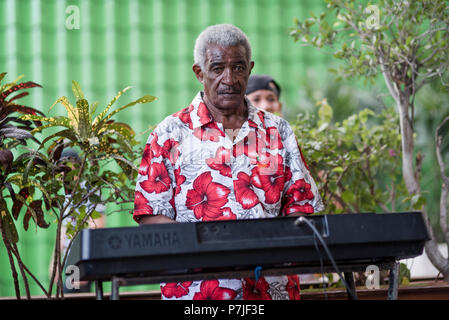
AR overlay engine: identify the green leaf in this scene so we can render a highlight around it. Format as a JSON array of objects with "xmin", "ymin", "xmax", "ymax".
[
  {"xmin": 107, "ymin": 153, "xmax": 139, "ymax": 170},
  {"xmin": 98, "ymin": 121, "xmax": 135, "ymax": 138},
  {"xmin": 22, "ymin": 115, "xmax": 73, "ymax": 132},
  {"xmin": 0, "ymin": 200, "xmax": 19, "ymax": 243},
  {"xmin": 341, "ymin": 190, "xmax": 355, "ymax": 204},
  {"xmin": 411, "ymin": 194, "xmax": 427, "ymax": 209},
  {"xmin": 102, "ymin": 95, "xmax": 157, "ymax": 124},
  {"xmin": 317, "ymin": 98, "xmax": 333, "ymax": 125},
  {"xmin": 49, "ymin": 96, "xmax": 78, "ymax": 130},
  {"xmin": 359, "ymin": 108, "xmax": 375, "ymax": 124},
  {"xmin": 90, "ymin": 210, "xmax": 102, "ymax": 220},
  {"xmin": 40, "ymin": 128, "xmax": 78, "ymax": 146},
  {"xmin": 71, "ymin": 80, "xmax": 84, "ymax": 100},
  {"xmin": 332, "ymin": 166, "xmax": 344, "ymax": 173},
  {"xmin": 94, "ymin": 95, "xmax": 157, "ymax": 136},
  {"xmin": 93, "ymin": 86, "xmax": 133, "ymax": 126},
  {"xmin": 77, "ymin": 98, "xmax": 91, "ymax": 138},
  {"xmin": 90, "ymin": 101, "xmax": 99, "ymax": 117}
]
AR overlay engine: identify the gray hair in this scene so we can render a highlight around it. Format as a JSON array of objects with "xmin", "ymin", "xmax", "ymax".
[{"xmin": 193, "ymin": 24, "xmax": 252, "ymax": 70}]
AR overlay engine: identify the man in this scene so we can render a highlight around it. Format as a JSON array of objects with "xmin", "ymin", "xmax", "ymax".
[
  {"xmin": 133, "ymin": 24, "xmax": 324, "ymax": 300},
  {"xmin": 246, "ymin": 74, "xmax": 283, "ymax": 115}
]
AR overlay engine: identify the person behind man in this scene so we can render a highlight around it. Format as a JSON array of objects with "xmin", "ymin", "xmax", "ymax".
[
  {"xmin": 133, "ymin": 24, "xmax": 324, "ymax": 300},
  {"xmin": 246, "ymin": 74, "xmax": 283, "ymax": 115},
  {"xmin": 58, "ymin": 148, "xmax": 106, "ymax": 293}
]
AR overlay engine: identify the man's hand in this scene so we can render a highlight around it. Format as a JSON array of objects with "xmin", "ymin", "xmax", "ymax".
[{"xmin": 139, "ymin": 215, "xmax": 177, "ymax": 225}]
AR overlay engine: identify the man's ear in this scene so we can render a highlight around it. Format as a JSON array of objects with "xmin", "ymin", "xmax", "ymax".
[
  {"xmin": 249, "ymin": 61, "xmax": 255, "ymax": 74},
  {"xmin": 192, "ymin": 64, "xmax": 203, "ymax": 84}
]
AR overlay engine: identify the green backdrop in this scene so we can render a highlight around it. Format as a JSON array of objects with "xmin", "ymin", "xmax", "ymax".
[{"xmin": 0, "ymin": 0, "xmax": 334, "ymax": 297}]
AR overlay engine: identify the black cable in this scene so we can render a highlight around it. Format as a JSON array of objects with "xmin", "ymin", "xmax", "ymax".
[
  {"xmin": 295, "ymin": 216, "xmax": 358, "ymax": 300},
  {"xmin": 311, "ymin": 229, "xmax": 328, "ymax": 299}
]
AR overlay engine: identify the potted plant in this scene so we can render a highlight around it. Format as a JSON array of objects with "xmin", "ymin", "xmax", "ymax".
[{"xmin": 1, "ymin": 77, "xmax": 156, "ymax": 299}]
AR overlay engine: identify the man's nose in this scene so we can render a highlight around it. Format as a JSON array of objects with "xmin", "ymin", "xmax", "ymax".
[{"xmin": 221, "ymin": 67, "xmax": 235, "ymax": 85}]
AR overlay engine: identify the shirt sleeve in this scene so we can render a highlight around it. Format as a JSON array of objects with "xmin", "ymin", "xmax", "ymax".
[
  {"xmin": 280, "ymin": 120, "xmax": 324, "ymax": 215},
  {"xmin": 133, "ymin": 123, "xmax": 177, "ymax": 223}
]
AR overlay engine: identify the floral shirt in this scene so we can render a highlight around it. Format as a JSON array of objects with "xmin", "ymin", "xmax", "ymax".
[{"xmin": 133, "ymin": 92, "xmax": 324, "ymax": 300}]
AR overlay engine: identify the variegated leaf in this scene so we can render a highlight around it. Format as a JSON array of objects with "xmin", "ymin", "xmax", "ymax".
[
  {"xmin": 97, "ymin": 121, "xmax": 135, "ymax": 137},
  {"xmin": 50, "ymin": 96, "xmax": 78, "ymax": 130},
  {"xmin": 40, "ymin": 128, "xmax": 78, "ymax": 146},
  {"xmin": 77, "ymin": 98, "xmax": 91, "ymax": 138},
  {"xmin": 92, "ymin": 86, "xmax": 132, "ymax": 127},
  {"xmin": 100, "ymin": 95, "xmax": 157, "ymax": 125},
  {"xmin": 0, "ymin": 81, "xmax": 42, "ymax": 101},
  {"xmin": 71, "ymin": 80, "xmax": 84, "ymax": 100},
  {"xmin": 25, "ymin": 116, "xmax": 73, "ymax": 133}
]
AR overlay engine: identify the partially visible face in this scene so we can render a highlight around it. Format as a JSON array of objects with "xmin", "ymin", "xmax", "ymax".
[
  {"xmin": 193, "ymin": 44, "xmax": 254, "ymax": 112},
  {"xmin": 247, "ymin": 89, "xmax": 282, "ymax": 114}
]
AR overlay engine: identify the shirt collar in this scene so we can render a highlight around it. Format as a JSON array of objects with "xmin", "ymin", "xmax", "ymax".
[{"xmin": 189, "ymin": 92, "xmax": 266, "ymax": 130}]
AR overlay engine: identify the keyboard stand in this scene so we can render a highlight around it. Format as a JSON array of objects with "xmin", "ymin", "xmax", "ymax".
[
  {"xmin": 387, "ymin": 262, "xmax": 400, "ymax": 300},
  {"xmin": 100, "ymin": 260, "xmax": 399, "ymax": 300}
]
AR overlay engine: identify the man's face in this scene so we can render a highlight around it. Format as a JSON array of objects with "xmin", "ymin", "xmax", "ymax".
[
  {"xmin": 247, "ymin": 89, "xmax": 282, "ymax": 114},
  {"xmin": 193, "ymin": 44, "xmax": 254, "ymax": 112}
]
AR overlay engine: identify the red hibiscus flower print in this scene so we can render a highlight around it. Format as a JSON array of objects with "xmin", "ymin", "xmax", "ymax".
[
  {"xmin": 206, "ymin": 146, "xmax": 232, "ymax": 177},
  {"xmin": 161, "ymin": 138, "xmax": 180, "ymax": 165},
  {"xmin": 286, "ymin": 179, "xmax": 314, "ymax": 202},
  {"xmin": 245, "ymin": 131, "xmax": 267, "ymax": 161},
  {"xmin": 286, "ymin": 275, "xmax": 301, "ymax": 300},
  {"xmin": 254, "ymin": 152, "xmax": 282, "ymax": 176},
  {"xmin": 140, "ymin": 162, "xmax": 171, "ymax": 194},
  {"xmin": 185, "ymin": 172, "xmax": 230, "ymax": 221},
  {"xmin": 233, "ymin": 139, "xmax": 245, "ymax": 158},
  {"xmin": 193, "ymin": 280, "xmax": 237, "ymax": 300},
  {"xmin": 233, "ymin": 131, "xmax": 266, "ymax": 161},
  {"xmin": 197, "ymin": 102, "xmax": 213, "ymax": 125},
  {"xmin": 193, "ymin": 122, "xmax": 224, "ymax": 142},
  {"xmin": 149, "ymin": 132, "xmax": 163, "ymax": 158},
  {"xmin": 251, "ymin": 154, "xmax": 290, "ymax": 204},
  {"xmin": 138, "ymin": 143, "xmax": 152, "ymax": 176},
  {"xmin": 234, "ymin": 172, "xmax": 260, "ymax": 209},
  {"xmin": 174, "ymin": 104, "xmax": 194, "ymax": 129},
  {"xmin": 248, "ymin": 119, "xmax": 258, "ymax": 128},
  {"xmin": 283, "ymin": 203, "xmax": 314, "ymax": 215},
  {"xmin": 243, "ymin": 278, "xmax": 272, "ymax": 300},
  {"xmin": 133, "ymin": 191, "xmax": 153, "ymax": 216},
  {"xmin": 257, "ymin": 110, "xmax": 266, "ymax": 128},
  {"xmin": 259, "ymin": 126, "xmax": 283, "ymax": 151},
  {"xmin": 161, "ymin": 282, "xmax": 192, "ymax": 298},
  {"xmin": 173, "ymin": 167, "xmax": 186, "ymax": 196},
  {"xmin": 149, "ymin": 133, "xmax": 179, "ymax": 164},
  {"xmin": 217, "ymin": 207, "xmax": 237, "ymax": 220}
]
